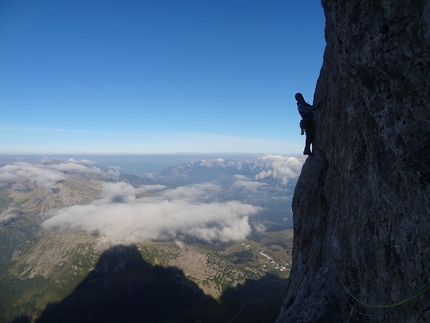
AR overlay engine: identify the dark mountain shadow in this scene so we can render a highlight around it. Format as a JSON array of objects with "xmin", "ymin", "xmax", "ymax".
[
  {"xmin": 34, "ymin": 245, "xmax": 224, "ymax": 323},
  {"xmin": 220, "ymin": 273, "xmax": 287, "ymax": 323},
  {"xmin": 11, "ymin": 316, "xmax": 31, "ymax": 323},
  {"xmin": 13, "ymin": 244, "xmax": 288, "ymax": 323}
]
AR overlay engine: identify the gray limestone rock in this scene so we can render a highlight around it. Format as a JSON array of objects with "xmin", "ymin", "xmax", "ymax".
[{"xmin": 276, "ymin": 1, "xmax": 430, "ymax": 322}]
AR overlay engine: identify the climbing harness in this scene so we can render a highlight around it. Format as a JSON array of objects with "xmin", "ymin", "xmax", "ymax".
[
  {"xmin": 299, "ymin": 119, "xmax": 314, "ymax": 135},
  {"xmin": 300, "ymin": 120, "xmax": 305, "ymax": 135}
]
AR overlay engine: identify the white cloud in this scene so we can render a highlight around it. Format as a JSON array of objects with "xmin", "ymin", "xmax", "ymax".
[
  {"xmin": 0, "ymin": 171, "xmax": 19, "ymax": 182},
  {"xmin": 68, "ymin": 158, "xmax": 97, "ymax": 165},
  {"xmin": 97, "ymin": 182, "xmax": 165, "ymax": 203},
  {"xmin": 253, "ymin": 222, "xmax": 267, "ymax": 233},
  {"xmin": 98, "ymin": 181, "xmax": 141, "ymax": 203},
  {"xmin": 0, "ymin": 160, "xmax": 123, "ymax": 188},
  {"xmin": 0, "ymin": 207, "xmax": 18, "ymax": 223},
  {"xmin": 254, "ymin": 155, "xmax": 304, "ymax": 185},
  {"xmin": 199, "ymin": 158, "xmax": 226, "ymax": 167},
  {"xmin": 50, "ymin": 163, "xmax": 102, "ymax": 174},
  {"xmin": 255, "ymin": 170, "xmax": 273, "ymax": 181},
  {"xmin": 3, "ymin": 156, "xmax": 299, "ymax": 243},
  {"xmin": 105, "ymin": 166, "xmax": 121, "ymax": 180},
  {"xmin": 140, "ymin": 184, "xmax": 166, "ymax": 191},
  {"xmin": 175, "ymin": 240, "xmax": 185, "ymax": 248},
  {"xmin": 43, "ymin": 181, "xmax": 260, "ymax": 243},
  {"xmin": 183, "ymin": 154, "xmax": 303, "ymax": 186},
  {"xmin": 232, "ymin": 176, "xmax": 266, "ymax": 192},
  {"xmin": 0, "ymin": 162, "xmax": 66, "ymax": 187},
  {"xmin": 161, "ymin": 182, "xmax": 222, "ymax": 202},
  {"xmin": 233, "ymin": 175, "xmax": 249, "ymax": 181}
]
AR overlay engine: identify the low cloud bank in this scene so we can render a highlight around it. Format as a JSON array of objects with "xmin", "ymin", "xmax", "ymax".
[
  {"xmin": 0, "ymin": 160, "xmax": 119, "ymax": 189},
  {"xmin": 181, "ymin": 154, "xmax": 304, "ymax": 186},
  {"xmin": 0, "ymin": 162, "xmax": 66, "ymax": 187},
  {"xmin": 43, "ymin": 181, "xmax": 260, "ymax": 243},
  {"xmin": 2, "ymin": 154, "xmax": 303, "ymax": 243}
]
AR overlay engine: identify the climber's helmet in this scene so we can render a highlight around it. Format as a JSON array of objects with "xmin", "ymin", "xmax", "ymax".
[{"xmin": 295, "ymin": 93, "xmax": 304, "ymax": 102}]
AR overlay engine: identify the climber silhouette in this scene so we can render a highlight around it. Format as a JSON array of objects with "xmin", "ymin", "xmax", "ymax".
[{"xmin": 295, "ymin": 93, "xmax": 321, "ymax": 156}]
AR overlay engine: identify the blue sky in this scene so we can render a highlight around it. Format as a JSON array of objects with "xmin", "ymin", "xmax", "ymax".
[{"xmin": 1, "ymin": 0, "xmax": 325, "ymax": 155}]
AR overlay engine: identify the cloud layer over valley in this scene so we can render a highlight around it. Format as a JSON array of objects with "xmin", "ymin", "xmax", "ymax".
[
  {"xmin": 43, "ymin": 181, "xmax": 259, "ymax": 243},
  {"xmin": 1, "ymin": 155, "xmax": 305, "ymax": 243},
  {"xmin": 0, "ymin": 158, "xmax": 119, "ymax": 190}
]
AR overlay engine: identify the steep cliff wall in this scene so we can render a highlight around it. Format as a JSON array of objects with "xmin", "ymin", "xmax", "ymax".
[{"xmin": 276, "ymin": 1, "xmax": 430, "ymax": 322}]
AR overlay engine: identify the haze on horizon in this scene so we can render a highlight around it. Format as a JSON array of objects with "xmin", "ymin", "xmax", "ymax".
[{"xmin": 1, "ymin": 1, "xmax": 325, "ymax": 155}]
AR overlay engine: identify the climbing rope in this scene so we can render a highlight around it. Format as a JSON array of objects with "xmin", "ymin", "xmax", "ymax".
[
  {"xmin": 333, "ymin": 259, "xmax": 430, "ymax": 316},
  {"xmin": 343, "ymin": 297, "xmax": 394, "ymax": 318}
]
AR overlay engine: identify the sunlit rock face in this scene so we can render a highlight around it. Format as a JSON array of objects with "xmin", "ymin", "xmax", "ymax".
[{"xmin": 276, "ymin": 1, "xmax": 430, "ymax": 322}]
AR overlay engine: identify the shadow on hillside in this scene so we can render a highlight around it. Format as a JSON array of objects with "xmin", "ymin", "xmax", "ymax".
[
  {"xmin": 13, "ymin": 245, "xmax": 287, "ymax": 323},
  {"xmin": 11, "ymin": 317, "xmax": 30, "ymax": 323},
  {"xmin": 220, "ymin": 273, "xmax": 286, "ymax": 323}
]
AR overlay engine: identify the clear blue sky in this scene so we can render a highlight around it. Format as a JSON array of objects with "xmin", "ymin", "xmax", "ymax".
[{"xmin": 0, "ymin": 0, "xmax": 325, "ymax": 154}]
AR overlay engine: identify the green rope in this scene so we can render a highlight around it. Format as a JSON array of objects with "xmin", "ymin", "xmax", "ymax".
[
  {"xmin": 343, "ymin": 297, "xmax": 394, "ymax": 317},
  {"xmin": 333, "ymin": 259, "xmax": 430, "ymax": 310}
]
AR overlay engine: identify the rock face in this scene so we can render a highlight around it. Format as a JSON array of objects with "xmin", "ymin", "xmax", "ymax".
[{"xmin": 276, "ymin": 1, "xmax": 430, "ymax": 322}]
